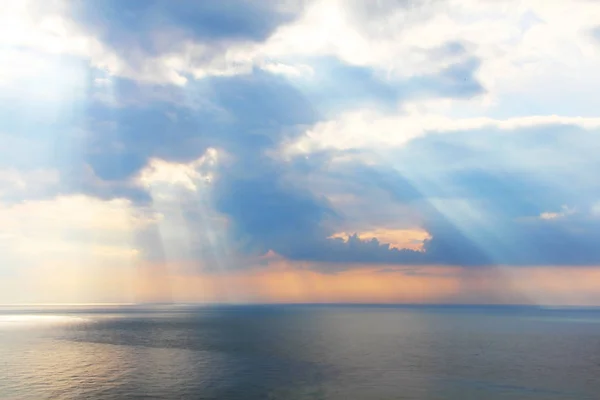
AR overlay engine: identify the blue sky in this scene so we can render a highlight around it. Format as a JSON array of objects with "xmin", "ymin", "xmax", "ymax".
[{"xmin": 2, "ymin": 0, "xmax": 600, "ymax": 304}]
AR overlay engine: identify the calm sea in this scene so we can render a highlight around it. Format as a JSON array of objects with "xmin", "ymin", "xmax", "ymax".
[{"xmin": 1, "ymin": 304, "xmax": 599, "ymax": 399}]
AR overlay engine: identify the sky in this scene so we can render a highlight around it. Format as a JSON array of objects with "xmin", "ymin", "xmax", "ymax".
[{"xmin": 2, "ymin": 0, "xmax": 600, "ymax": 305}]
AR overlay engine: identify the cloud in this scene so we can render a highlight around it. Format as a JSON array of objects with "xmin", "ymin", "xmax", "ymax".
[
  {"xmin": 261, "ymin": 0, "xmax": 471, "ymax": 76},
  {"xmin": 0, "ymin": 0, "xmax": 306, "ymax": 86},
  {"xmin": 61, "ymin": 0, "xmax": 308, "ymax": 84},
  {"xmin": 261, "ymin": 62, "xmax": 314, "ymax": 78},
  {"xmin": 330, "ymin": 228, "xmax": 431, "ymax": 251},
  {"xmin": 267, "ymin": 119, "xmax": 600, "ymax": 267},
  {"xmin": 138, "ymin": 148, "xmax": 218, "ymax": 192},
  {"xmin": 262, "ymin": 0, "xmax": 600, "ymax": 89},
  {"xmin": 6, "ymin": 0, "xmax": 600, "ymax": 99},
  {"xmin": 5, "ymin": 80, "xmax": 596, "ymax": 269},
  {"xmin": 539, "ymin": 206, "xmax": 576, "ymax": 221},
  {"xmin": 273, "ymin": 56, "xmax": 484, "ymax": 118},
  {"xmin": 3, "ymin": 0, "xmax": 600, "ymax": 282},
  {"xmin": 283, "ymin": 102, "xmax": 600, "ymax": 156},
  {"xmin": 213, "ymin": 165, "xmax": 335, "ymax": 257},
  {"xmin": 0, "ymin": 66, "xmax": 320, "ymax": 200}
]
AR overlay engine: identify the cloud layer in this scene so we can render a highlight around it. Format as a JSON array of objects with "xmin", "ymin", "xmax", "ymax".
[{"xmin": 3, "ymin": 0, "xmax": 600, "ymax": 304}]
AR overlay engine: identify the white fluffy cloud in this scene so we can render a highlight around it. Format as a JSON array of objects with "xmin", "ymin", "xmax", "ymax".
[
  {"xmin": 0, "ymin": 0, "xmax": 308, "ymax": 85},
  {"xmin": 282, "ymin": 103, "xmax": 600, "ymax": 155},
  {"xmin": 263, "ymin": 0, "xmax": 600, "ymax": 88},
  {"xmin": 266, "ymin": 0, "xmax": 600, "ymax": 157},
  {"xmin": 5, "ymin": 0, "xmax": 600, "ymax": 98},
  {"xmin": 137, "ymin": 148, "xmax": 219, "ymax": 193}
]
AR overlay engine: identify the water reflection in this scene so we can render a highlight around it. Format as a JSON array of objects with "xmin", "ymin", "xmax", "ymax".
[
  {"xmin": 0, "ymin": 314, "xmax": 88, "ymax": 325},
  {"xmin": 1, "ymin": 305, "xmax": 599, "ymax": 399}
]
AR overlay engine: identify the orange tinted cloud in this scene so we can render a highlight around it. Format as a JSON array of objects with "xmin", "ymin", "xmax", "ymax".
[{"xmin": 329, "ymin": 228, "xmax": 431, "ymax": 251}]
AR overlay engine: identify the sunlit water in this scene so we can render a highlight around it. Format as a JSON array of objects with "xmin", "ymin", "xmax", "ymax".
[{"xmin": 1, "ymin": 305, "xmax": 599, "ymax": 399}]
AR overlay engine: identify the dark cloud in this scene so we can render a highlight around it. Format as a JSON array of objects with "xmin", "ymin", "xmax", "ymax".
[
  {"xmin": 0, "ymin": 67, "xmax": 318, "ymax": 203},
  {"xmin": 512, "ymin": 216, "xmax": 600, "ymax": 265},
  {"xmin": 298, "ymin": 57, "xmax": 403, "ymax": 114},
  {"xmin": 342, "ymin": 164, "xmax": 424, "ymax": 204},
  {"xmin": 62, "ymin": 1, "xmax": 308, "ymax": 87},
  {"xmin": 336, "ymin": 124, "xmax": 600, "ymax": 267},
  {"xmin": 70, "ymin": 0, "xmax": 303, "ymax": 53},
  {"xmin": 214, "ymin": 166, "xmax": 336, "ymax": 256},
  {"xmin": 74, "ymin": 70, "xmax": 318, "ymax": 182},
  {"xmin": 288, "ymin": 55, "xmax": 485, "ymax": 116},
  {"xmin": 251, "ymin": 122, "xmax": 600, "ymax": 268},
  {"xmin": 284, "ymin": 235, "xmax": 425, "ymax": 267},
  {"xmin": 420, "ymin": 213, "xmax": 600, "ymax": 267}
]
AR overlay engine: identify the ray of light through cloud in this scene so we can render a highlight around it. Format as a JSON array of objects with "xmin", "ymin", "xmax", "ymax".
[{"xmin": 2, "ymin": 0, "xmax": 600, "ymax": 306}]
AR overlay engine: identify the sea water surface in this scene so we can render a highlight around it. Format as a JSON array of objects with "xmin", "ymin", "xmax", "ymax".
[{"xmin": 1, "ymin": 304, "xmax": 599, "ymax": 399}]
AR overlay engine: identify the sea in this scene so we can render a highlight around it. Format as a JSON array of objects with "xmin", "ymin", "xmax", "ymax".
[{"xmin": 1, "ymin": 304, "xmax": 599, "ymax": 400}]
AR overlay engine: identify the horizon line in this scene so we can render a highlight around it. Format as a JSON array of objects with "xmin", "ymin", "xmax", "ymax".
[{"xmin": 1, "ymin": 302, "xmax": 600, "ymax": 309}]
